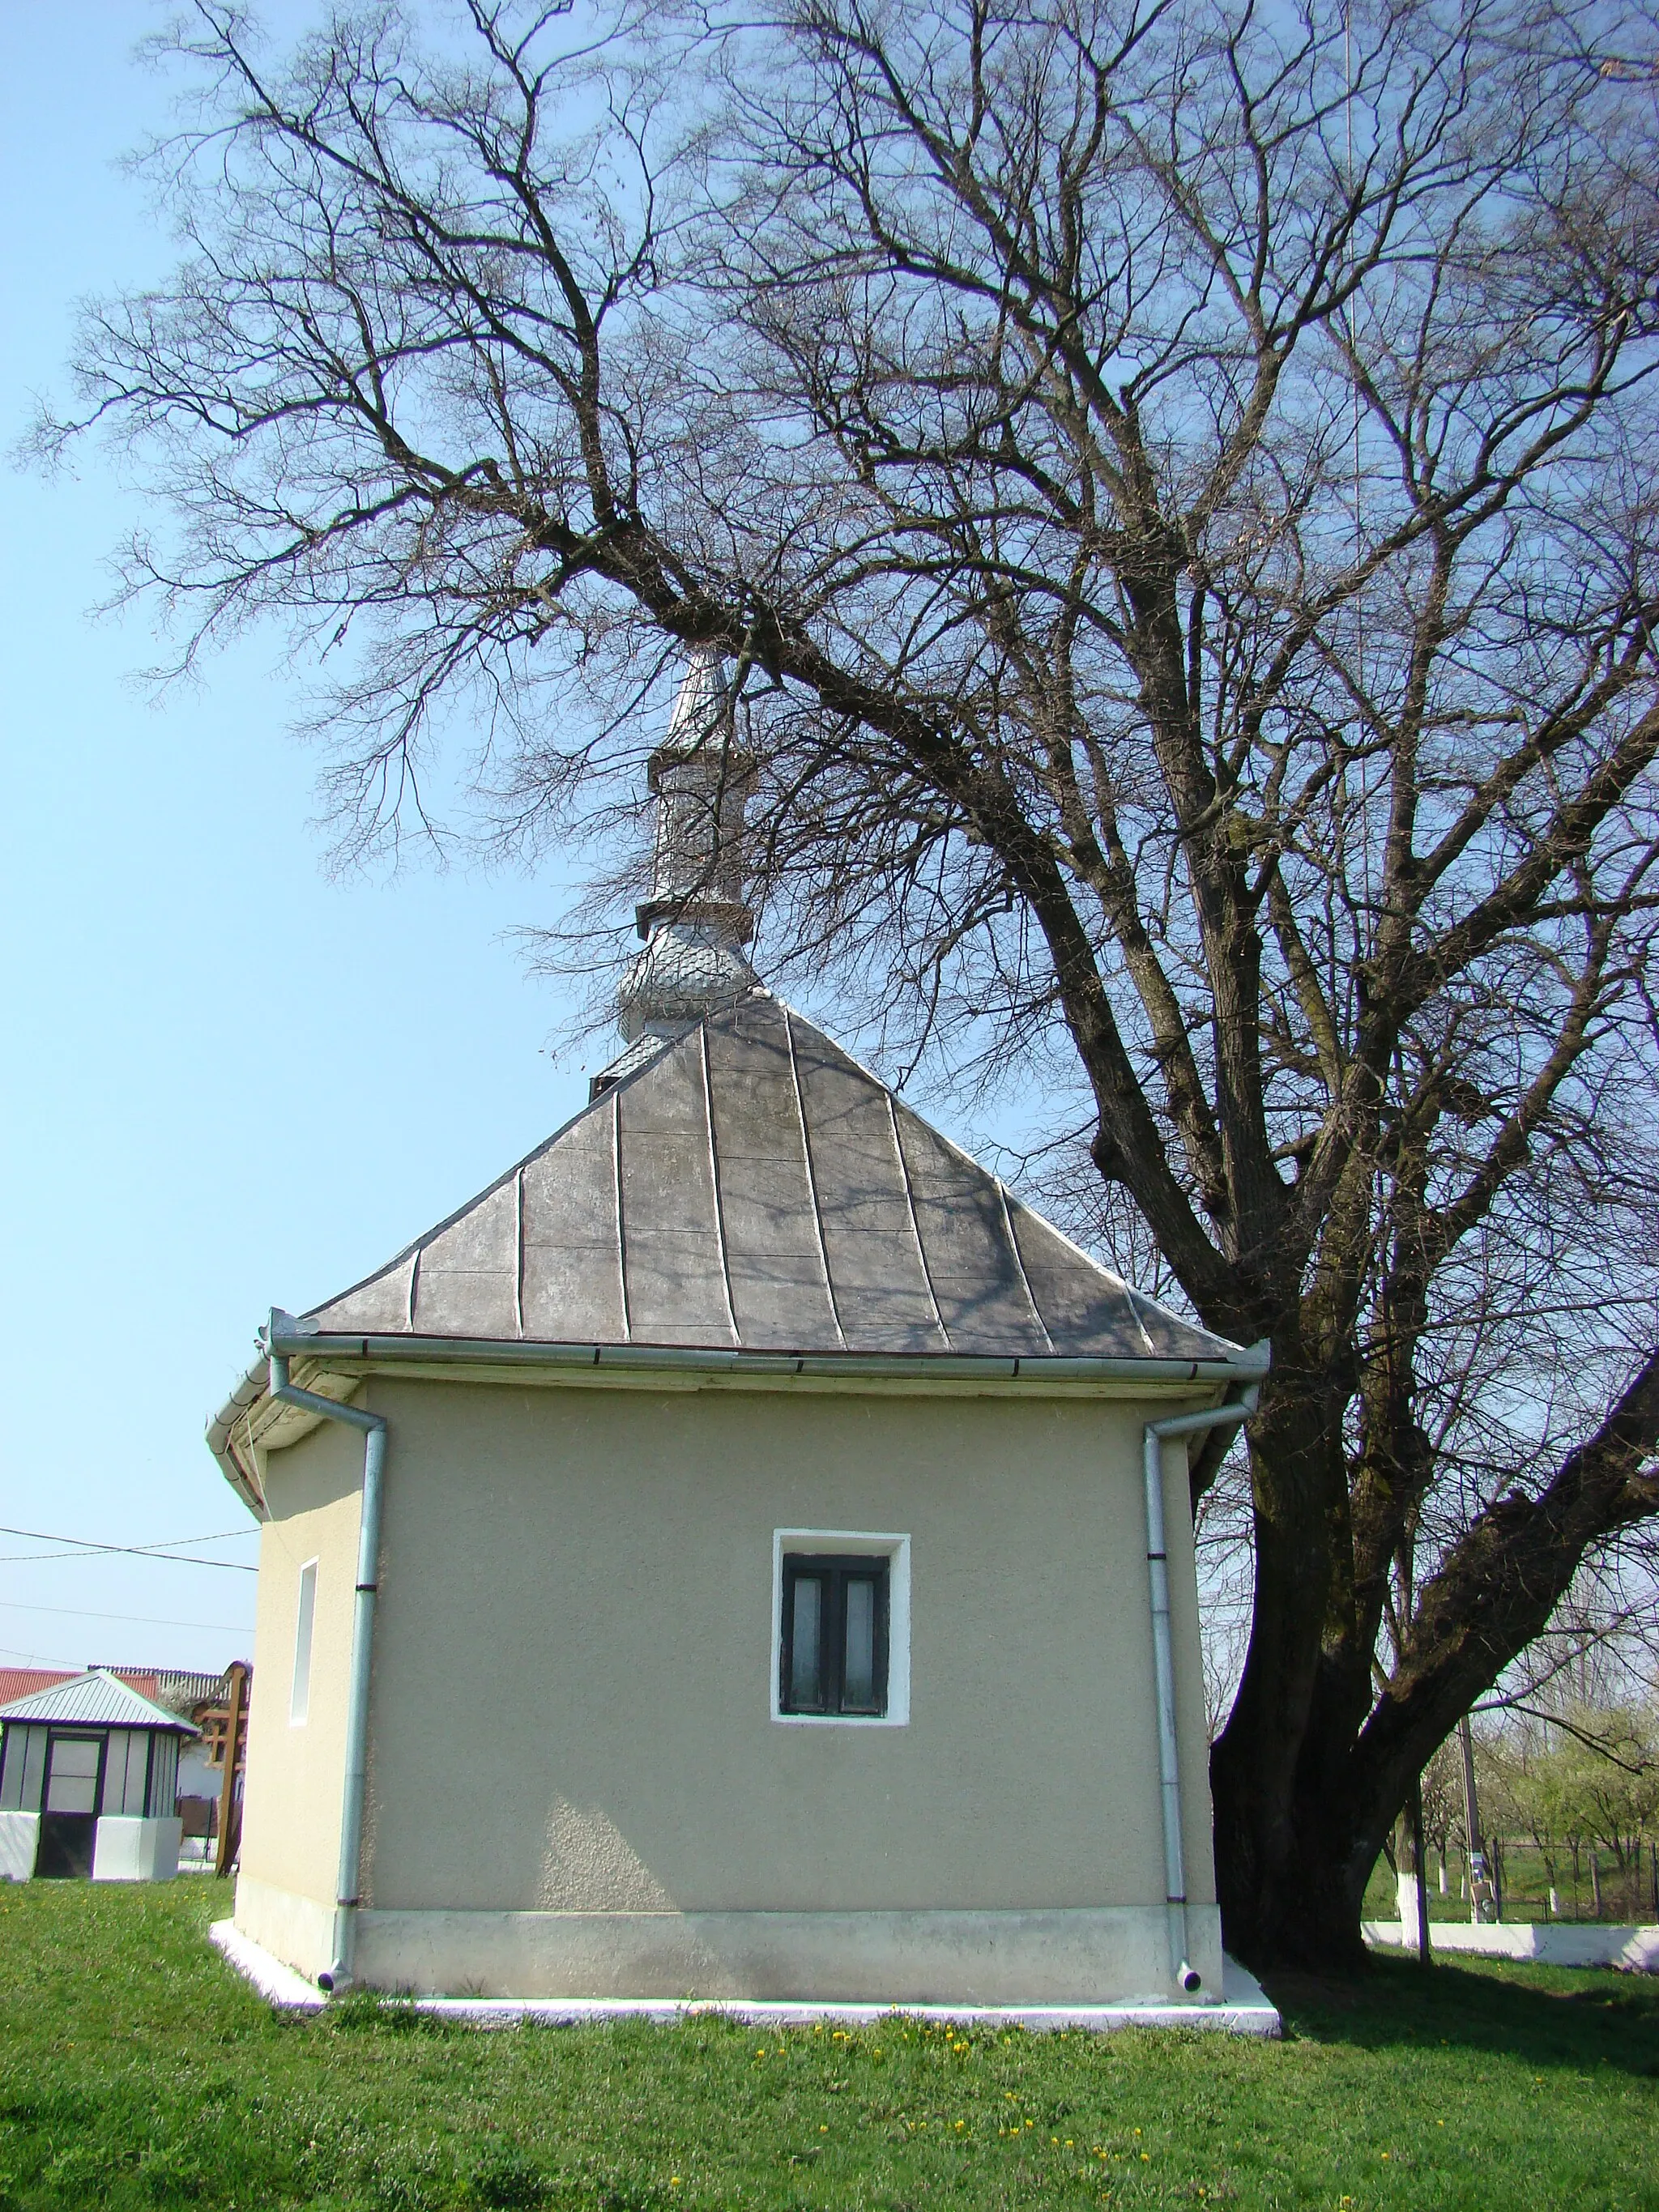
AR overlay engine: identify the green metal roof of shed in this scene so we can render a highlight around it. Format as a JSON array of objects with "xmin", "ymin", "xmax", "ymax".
[{"xmin": 0, "ymin": 1669, "xmax": 198, "ymax": 1734}]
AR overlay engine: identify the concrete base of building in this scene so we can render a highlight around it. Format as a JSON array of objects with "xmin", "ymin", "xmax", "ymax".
[
  {"xmin": 233, "ymin": 1875, "xmax": 336, "ymax": 1978},
  {"xmin": 232, "ymin": 1875, "xmax": 1227, "ymax": 2007},
  {"xmin": 210, "ymin": 1917, "xmax": 1280, "ymax": 2035},
  {"xmin": 1364, "ymin": 1919, "xmax": 1659, "ymax": 1971}
]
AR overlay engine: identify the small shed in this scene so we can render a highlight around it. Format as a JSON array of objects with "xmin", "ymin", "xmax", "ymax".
[{"xmin": 0, "ymin": 1669, "xmax": 195, "ymax": 1882}]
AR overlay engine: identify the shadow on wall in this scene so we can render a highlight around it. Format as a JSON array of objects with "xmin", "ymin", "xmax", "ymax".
[{"xmin": 1264, "ymin": 1954, "xmax": 1659, "ymax": 2083}]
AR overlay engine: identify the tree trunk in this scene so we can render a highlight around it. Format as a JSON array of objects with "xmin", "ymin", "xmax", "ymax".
[
  {"xmin": 1209, "ymin": 1737, "xmax": 1376, "ymax": 1971},
  {"xmin": 1209, "ymin": 1346, "xmax": 1659, "ymax": 1971}
]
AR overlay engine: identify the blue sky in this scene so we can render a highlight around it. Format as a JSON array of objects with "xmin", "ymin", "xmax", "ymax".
[{"xmin": 0, "ymin": 6, "xmax": 596, "ymax": 1673}]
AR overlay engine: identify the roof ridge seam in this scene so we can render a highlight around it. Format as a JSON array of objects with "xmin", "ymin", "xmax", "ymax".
[
  {"xmin": 1121, "ymin": 1285, "xmax": 1160, "ymax": 1360},
  {"xmin": 887, "ymin": 1092, "xmax": 950, "ymax": 1349},
  {"xmin": 783, "ymin": 1004, "xmax": 847, "ymax": 1351},
  {"xmin": 612, "ymin": 1088, "xmax": 631, "ymax": 1344},
  {"xmin": 700, "ymin": 1022, "xmax": 741, "ymax": 1346},
  {"xmin": 997, "ymin": 1183, "xmax": 1238, "ymax": 1357},
  {"xmin": 996, "ymin": 1178, "xmax": 1057, "ymax": 1354},
  {"xmin": 513, "ymin": 1168, "xmax": 526, "ymax": 1340}
]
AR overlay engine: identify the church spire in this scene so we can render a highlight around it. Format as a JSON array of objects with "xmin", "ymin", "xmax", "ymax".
[{"xmin": 612, "ymin": 649, "xmax": 758, "ymax": 1050}]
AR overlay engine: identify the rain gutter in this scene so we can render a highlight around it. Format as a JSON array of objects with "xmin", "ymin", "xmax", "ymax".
[
  {"xmin": 1142, "ymin": 1380, "xmax": 1261, "ymax": 1997},
  {"xmin": 258, "ymin": 1318, "xmax": 1271, "ymax": 1387},
  {"xmin": 207, "ymin": 1328, "xmax": 1269, "ymax": 1503},
  {"xmin": 265, "ymin": 1332, "xmax": 386, "ymax": 1995}
]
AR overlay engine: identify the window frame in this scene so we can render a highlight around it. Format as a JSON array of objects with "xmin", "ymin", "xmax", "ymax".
[
  {"xmin": 290, "ymin": 1558, "xmax": 319, "ymax": 1726},
  {"xmin": 779, "ymin": 1554, "xmax": 890, "ymax": 1717},
  {"xmin": 770, "ymin": 1529, "xmax": 911, "ymax": 1728}
]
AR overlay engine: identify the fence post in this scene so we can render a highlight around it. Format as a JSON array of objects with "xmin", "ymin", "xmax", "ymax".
[{"xmin": 1410, "ymin": 1777, "xmax": 1433, "ymax": 1967}]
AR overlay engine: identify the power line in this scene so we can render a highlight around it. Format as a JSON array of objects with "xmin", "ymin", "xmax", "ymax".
[
  {"xmin": 0, "ymin": 1524, "xmax": 258, "ymax": 1573},
  {"xmin": 147, "ymin": 1529, "xmax": 257, "ymax": 1548},
  {"xmin": 0, "ymin": 1599, "xmax": 250, "ymax": 1634}
]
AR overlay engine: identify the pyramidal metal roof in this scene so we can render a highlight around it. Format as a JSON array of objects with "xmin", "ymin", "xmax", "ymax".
[
  {"xmin": 300, "ymin": 992, "xmax": 1237, "ymax": 1365},
  {"xmin": 0, "ymin": 1669, "xmax": 198, "ymax": 1733}
]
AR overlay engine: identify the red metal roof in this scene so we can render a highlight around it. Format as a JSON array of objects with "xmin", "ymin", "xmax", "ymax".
[
  {"xmin": 0, "ymin": 1667, "xmax": 182, "ymax": 1711},
  {"xmin": 0, "ymin": 1668, "xmax": 73, "ymax": 1707}
]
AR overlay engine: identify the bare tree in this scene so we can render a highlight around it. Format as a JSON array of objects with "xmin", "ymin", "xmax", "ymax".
[{"xmin": 36, "ymin": 0, "xmax": 1659, "ymax": 1970}]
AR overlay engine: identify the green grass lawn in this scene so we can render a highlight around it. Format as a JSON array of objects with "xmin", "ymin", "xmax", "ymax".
[{"xmin": 1, "ymin": 1883, "xmax": 1655, "ymax": 2210}]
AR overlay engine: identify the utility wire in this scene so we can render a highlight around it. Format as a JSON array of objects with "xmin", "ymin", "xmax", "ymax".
[
  {"xmin": 0, "ymin": 1524, "xmax": 258, "ymax": 1573},
  {"xmin": 0, "ymin": 1598, "xmax": 249, "ymax": 1634}
]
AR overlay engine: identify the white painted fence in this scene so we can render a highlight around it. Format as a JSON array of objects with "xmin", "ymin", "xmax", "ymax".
[{"xmin": 1363, "ymin": 1918, "xmax": 1659, "ymax": 1970}]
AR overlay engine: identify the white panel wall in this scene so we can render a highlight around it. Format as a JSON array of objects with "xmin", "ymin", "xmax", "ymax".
[
  {"xmin": 92, "ymin": 1816, "xmax": 182, "ymax": 1882},
  {"xmin": 0, "ymin": 1812, "xmax": 39, "ymax": 1880}
]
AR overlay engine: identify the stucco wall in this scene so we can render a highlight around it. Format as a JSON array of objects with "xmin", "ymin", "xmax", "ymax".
[
  {"xmin": 327, "ymin": 1376, "xmax": 1217, "ymax": 1926},
  {"xmin": 236, "ymin": 1409, "xmax": 365, "ymax": 1948}
]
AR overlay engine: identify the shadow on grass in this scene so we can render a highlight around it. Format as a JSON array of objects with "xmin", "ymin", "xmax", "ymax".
[{"xmin": 1261, "ymin": 1951, "xmax": 1659, "ymax": 2083}]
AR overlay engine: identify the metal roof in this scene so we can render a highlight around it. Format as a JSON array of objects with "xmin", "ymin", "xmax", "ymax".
[
  {"xmin": 302, "ymin": 993, "xmax": 1238, "ymax": 1365},
  {"xmin": 0, "ymin": 1669, "xmax": 74, "ymax": 1708},
  {"xmin": 0, "ymin": 1668, "xmax": 198, "ymax": 1733}
]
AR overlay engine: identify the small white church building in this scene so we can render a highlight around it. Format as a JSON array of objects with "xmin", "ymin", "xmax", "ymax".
[{"xmin": 207, "ymin": 654, "xmax": 1265, "ymax": 2010}]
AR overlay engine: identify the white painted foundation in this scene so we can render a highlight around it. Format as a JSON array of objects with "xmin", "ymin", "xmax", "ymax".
[
  {"xmin": 209, "ymin": 1920, "xmax": 1281, "ymax": 2035},
  {"xmin": 234, "ymin": 1878, "xmax": 1226, "ymax": 2007}
]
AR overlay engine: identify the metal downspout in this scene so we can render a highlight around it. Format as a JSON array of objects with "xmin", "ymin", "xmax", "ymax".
[
  {"xmin": 267, "ymin": 1340, "xmax": 387, "ymax": 1993},
  {"xmin": 1143, "ymin": 1383, "xmax": 1260, "ymax": 1997}
]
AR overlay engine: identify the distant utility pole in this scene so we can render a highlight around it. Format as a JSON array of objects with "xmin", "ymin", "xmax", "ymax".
[{"xmin": 1458, "ymin": 1715, "xmax": 1495, "ymax": 1923}]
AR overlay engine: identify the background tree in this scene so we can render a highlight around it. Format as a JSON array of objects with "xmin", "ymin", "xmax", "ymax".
[
  {"xmin": 1420, "ymin": 1740, "xmax": 1465, "ymax": 1895},
  {"xmin": 1485, "ymin": 1701, "xmax": 1659, "ymax": 1915},
  {"xmin": 37, "ymin": 0, "xmax": 1659, "ymax": 1969}
]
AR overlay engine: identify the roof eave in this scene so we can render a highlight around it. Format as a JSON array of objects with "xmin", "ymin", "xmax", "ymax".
[
  {"xmin": 205, "ymin": 1357, "xmax": 273, "ymax": 1519},
  {"xmin": 263, "ymin": 1320, "xmax": 1269, "ymax": 1387},
  {"xmin": 209, "ymin": 1321, "xmax": 1269, "ymax": 1501}
]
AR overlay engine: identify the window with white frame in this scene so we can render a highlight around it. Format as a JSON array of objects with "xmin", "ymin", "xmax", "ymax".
[
  {"xmin": 290, "ymin": 1559, "xmax": 318, "ymax": 1725},
  {"xmin": 771, "ymin": 1531, "xmax": 911, "ymax": 1725}
]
